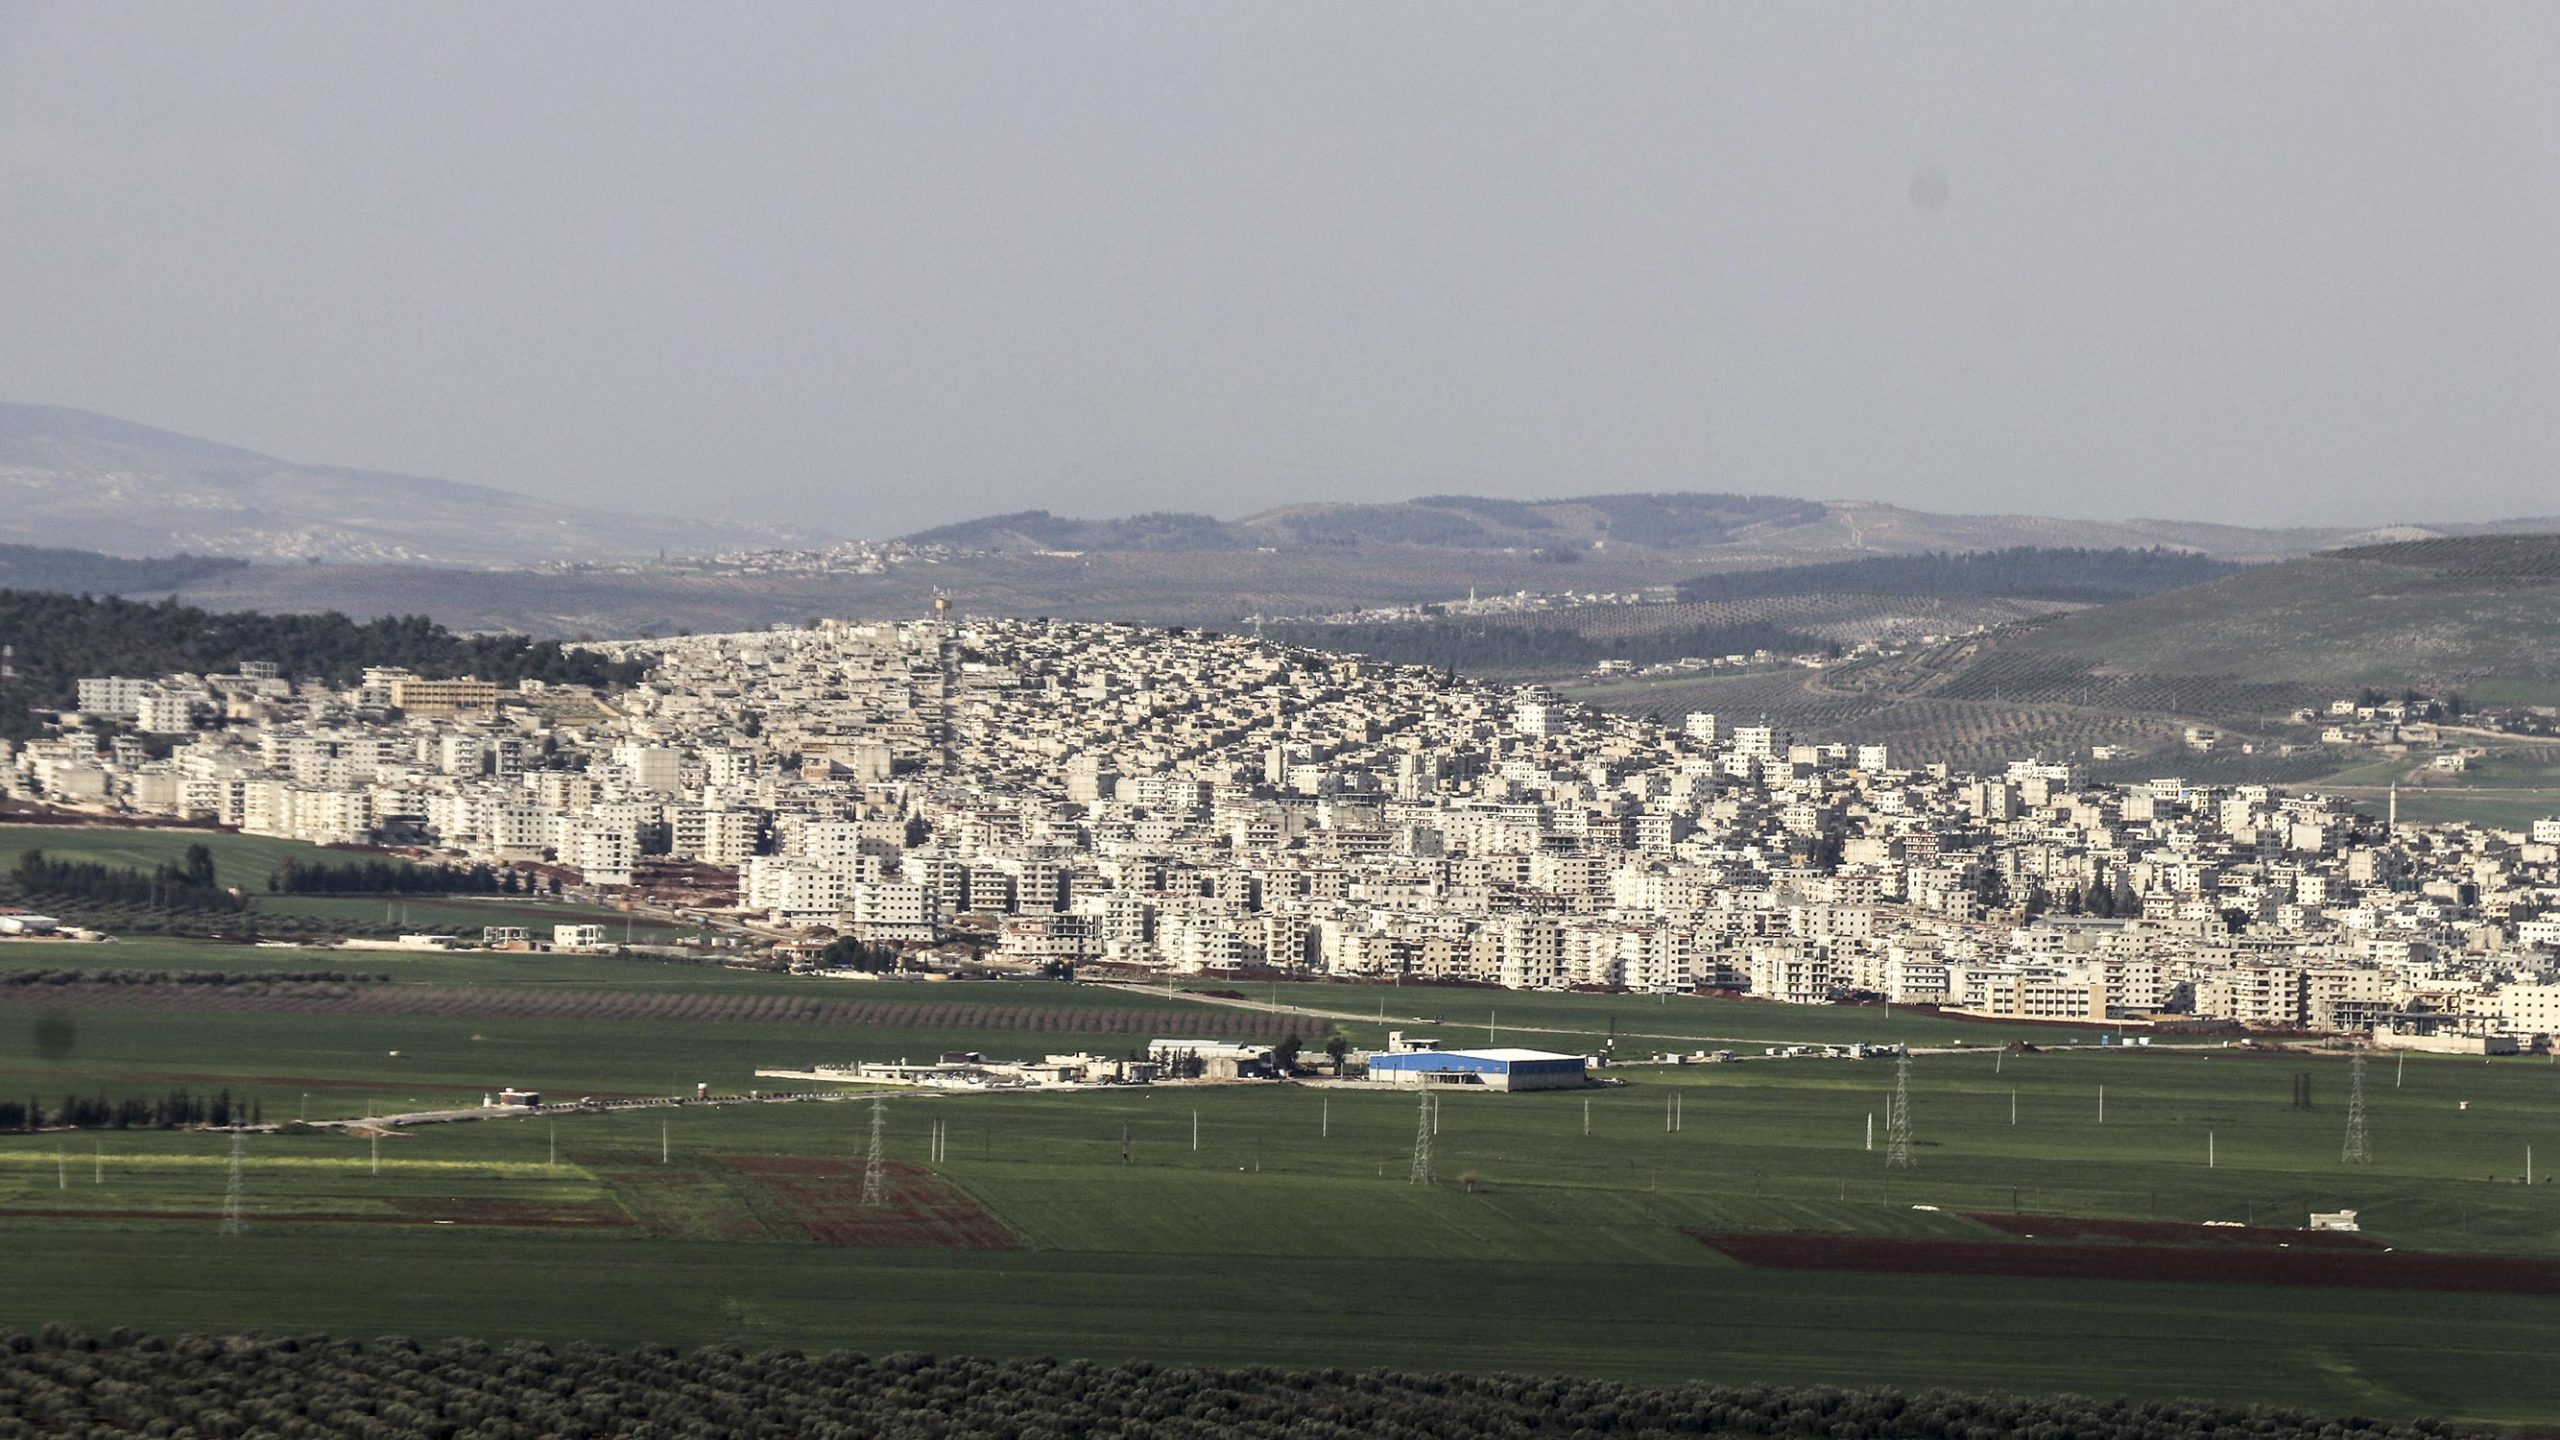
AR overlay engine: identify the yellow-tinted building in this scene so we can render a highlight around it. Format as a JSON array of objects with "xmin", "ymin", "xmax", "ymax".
[{"xmin": 387, "ymin": 677, "xmax": 500, "ymax": 715}]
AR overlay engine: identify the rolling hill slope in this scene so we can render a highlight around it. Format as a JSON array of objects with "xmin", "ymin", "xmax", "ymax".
[
  {"xmin": 1566, "ymin": 535, "xmax": 2560, "ymax": 775},
  {"xmin": 1938, "ymin": 535, "xmax": 2560, "ymax": 696}
]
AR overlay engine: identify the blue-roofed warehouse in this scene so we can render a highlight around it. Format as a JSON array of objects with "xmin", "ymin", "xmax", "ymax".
[{"xmin": 1366, "ymin": 1047, "xmax": 1587, "ymax": 1092}]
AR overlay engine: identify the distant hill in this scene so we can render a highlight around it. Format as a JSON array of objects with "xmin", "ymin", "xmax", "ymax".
[
  {"xmin": 902, "ymin": 510, "xmax": 1250, "ymax": 552},
  {"xmin": 0, "ymin": 403, "xmax": 794, "ymax": 565},
  {"xmin": 905, "ymin": 492, "xmax": 2558, "ymax": 561}
]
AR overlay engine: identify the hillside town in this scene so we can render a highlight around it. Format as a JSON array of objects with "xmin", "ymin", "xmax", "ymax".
[{"xmin": 9, "ymin": 618, "xmax": 2560, "ymax": 1048}]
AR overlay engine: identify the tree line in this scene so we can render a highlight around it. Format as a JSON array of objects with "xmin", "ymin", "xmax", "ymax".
[
  {"xmin": 0, "ymin": 589, "xmax": 650, "ymax": 741},
  {"xmin": 0, "ymin": 543, "xmax": 246, "ymax": 595},
  {"xmin": 0, "ymin": 1089, "xmax": 259, "ymax": 1132},
  {"xmin": 812, "ymin": 935, "xmax": 905, "ymax": 972},
  {"xmin": 1676, "ymin": 547, "xmax": 2240, "ymax": 605},
  {"xmin": 0, "ymin": 1333, "xmax": 2486, "ymax": 1440},
  {"xmin": 268, "ymin": 857, "xmax": 559, "ymax": 897},
  {"xmin": 9, "ymin": 847, "xmax": 244, "ymax": 914}
]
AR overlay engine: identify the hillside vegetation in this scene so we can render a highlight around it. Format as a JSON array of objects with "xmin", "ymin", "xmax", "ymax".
[
  {"xmin": 0, "ymin": 544, "xmax": 247, "ymax": 595},
  {"xmin": 1951, "ymin": 535, "xmax": 2560, "ymax": 693},
  {"xmin": 1570, "ymin": 535, "xmax": 2560, "ymax": 770},
  {"xmin": 0, "ymin": 591, "xmax": 647, "ymax": 741},
  {"xmin": 1674, "ymin": 546, "xmax": 2240, "ymax": 604}
]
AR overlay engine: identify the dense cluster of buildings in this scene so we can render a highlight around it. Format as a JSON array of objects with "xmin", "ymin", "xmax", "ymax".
[{"xmin": 9, "ymin": 617, "xmax": 2560, "ymax": 1045}]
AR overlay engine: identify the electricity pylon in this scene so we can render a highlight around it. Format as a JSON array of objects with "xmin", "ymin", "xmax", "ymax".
[
  {"xmin": 2342, "ymin": 1054, "xmax": 2372, "ymax": 1164},
  {"xmin": 861, "ymin": 1094, "xmax": 890, "ymax": 1207},
  {"xmin": 220, "ymin": 1126, "xmax": 247, "ymax": 1236},
  {"xmin": 1408, "ymin": 1086, "xmax": 1436, "ymax": 1185}
]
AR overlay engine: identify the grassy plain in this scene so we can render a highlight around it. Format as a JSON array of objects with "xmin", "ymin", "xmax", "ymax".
[
  {"xmin": 3, "ymin": 951, "xmax": 2559, "ymax": 1422},
  {"xmin": 0, "ymin": 823, "xmax": 692, "ymax": 938},
  {"xmin": 1173, "ymin": 976, "xmax": 2121, "ymax": 1051},
  {"xmin": 0, "ymin": 824, "xmax": 360, "ymax": 881}
]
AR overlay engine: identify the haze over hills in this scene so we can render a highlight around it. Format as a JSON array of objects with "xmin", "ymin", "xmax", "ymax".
[
  {"xmin": 901, "ymin": 494, "xmax": 2551, "ymax": 562},
  {"xmin": 0, "ymin": 403, "xmax": 794, "ymax": 566},
  {"xmin": 12, "ymin": 401, "xmax": 2560, "ymax": 659},
  {"xmin": 14, "ymin": 399, "xmax": 2558, "ymax": 576}
]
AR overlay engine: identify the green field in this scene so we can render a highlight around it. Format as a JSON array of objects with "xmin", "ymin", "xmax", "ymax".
[
  {"xmin": 2318, "ymin": 748, "xmax": 2560, "ymax": 832},
  {"xmin": 246, "ymin": 891, "xmax": 694, "ymax": 941},
  {"xmin": 2338, "ymin": 788, "xmax": 2560, "ymax": 831},
  {"xmin": 3, "ymin": 945, "xmax": 2559, "ymax": 1423},
  {"xmin": 1171, "ymin": 976, "xmax": 2128, "ymax": 1052},
  {"xmin": 0, "ymin": 824, "xmax": 693, "ymax": 939},
  {"xmin": 0, "ymin": 824, "xmax": 362, "ymax": 882}
]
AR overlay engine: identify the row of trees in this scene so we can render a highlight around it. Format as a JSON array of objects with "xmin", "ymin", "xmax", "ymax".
[
  {"xmin": 2048, "ymin": 873, "xmax": 2144, "ymax": 918},
  {"xmin": 9, "ymin": 848, "xmax": 243, "ymax": 913},
  {"xmin": 0, "ymin": 1333, "xmax": 2482, "ymax": 1440},
  {"xmin": 812, "ymin": 936, "xmax": 905, "ymax": 972},
  {"xmin": 0, "ymin": 543, "xmax": 247, "ymax": 596},
  {"xmin": 0, "ymin": 1089, "xmax": 259, "ymax": 1131},
  {"xmin": 268, "ymin": 857, "xmax": 558, "ymax": 896}
]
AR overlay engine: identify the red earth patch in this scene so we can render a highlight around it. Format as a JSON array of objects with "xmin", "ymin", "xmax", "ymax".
[
  {"xmin": 2, "ymin": 1204, "xmax": 629, "ymax": 1229},
  {"xmin": 1692, "ymin": 1231, "xmax": 2560, "ymax": 1295},
  {"xmin": 392, "ymin": 1196, "xmax": 634, "ymax": 1228},
  {"xmin": 713, "ymin": 1155, "xmax": 1019, "ymax": 1249},
  {"xmin": 1964, "ymin": 1212, "xmax": 2381, "ymax": 1250}
]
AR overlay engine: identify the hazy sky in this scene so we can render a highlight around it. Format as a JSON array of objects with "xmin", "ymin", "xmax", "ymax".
[{"xmin": 3, "ymin": 3, "xmax": 2554, "ymax": 536}]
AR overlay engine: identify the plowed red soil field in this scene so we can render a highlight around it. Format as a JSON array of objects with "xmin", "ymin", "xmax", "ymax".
[
  {"xmin": 716, "ymin": 1155, "xmax": 1019, "ymax": 1249},
  {"xmin": 393, "ymin": 1197, "xmax": 634, "ymax": 1228},
  {"xmin": 1965, "ymin": 1212, "xmax": 2381, "ymax": 1250},
  {"xmin": 1693, "ymin": 1231, "xmax": 2560, "ymax": 1294}
]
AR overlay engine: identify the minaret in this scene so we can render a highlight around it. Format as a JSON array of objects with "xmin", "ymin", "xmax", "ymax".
[{"xmin": 2387, "ymin": 784, "xmax": 2397, "ymax": 835}]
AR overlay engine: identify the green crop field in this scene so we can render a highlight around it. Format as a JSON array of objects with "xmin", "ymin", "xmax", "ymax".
[
  {"xmin": 1167, "ymin": 976, "xmax": 2128, "ymax": 1052},
  {"xmin": 0, "ymin": 824, "xmax": 361, "ymax": 883},
  {"xmin": 2340, "ymin": 789, "xmax": 2560, "ymax": 831},
  {"xmin": 0, "ymin": 823, "xmax": 698, "ymax": 939},
  {"xmin": 245, "ymin": 892, "xmax": 695, "ymax": 941},
  {"xmin": 2, "ymin": 943, "xmax": 2558, "ymax": 1423}
]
